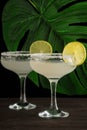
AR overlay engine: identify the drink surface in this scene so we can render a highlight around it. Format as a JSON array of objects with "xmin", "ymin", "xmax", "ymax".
[
  {"xmin": 30, "ymin": 58, "xmax": 76, "ymax": 79},
  {"xmin": 1, "ymin": 51, "xmax": 32, "ymax": 76},
  {"xmin": 1, "ymin": 59, "xmax": 32, "ymax": 76}
]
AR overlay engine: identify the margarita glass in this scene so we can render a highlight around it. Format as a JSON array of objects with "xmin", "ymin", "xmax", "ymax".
[
  {"xmin": 1, "ymin": 51, "xmax": 36, "ymax": 110},
  {"xmin": 30, "ymin": 53, "xmax": 76, "ymax": 118}
]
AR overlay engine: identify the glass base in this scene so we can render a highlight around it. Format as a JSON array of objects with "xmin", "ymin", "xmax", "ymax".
[
  {"xmin": 9, "ymin": 102, "xmax": 36, "ymax": 110},
  {"xmin": 38, "ymin": 109, "xmax": 69, "ymax": 118}
]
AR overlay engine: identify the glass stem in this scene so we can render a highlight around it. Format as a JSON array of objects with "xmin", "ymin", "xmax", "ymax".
[
  {"xmin": 19, "ymin": 76, "xmax": 27, "ymax": 104},
  {"xmin": 49, "ymin": 79, "xmax": 59, "ymax": 111}
]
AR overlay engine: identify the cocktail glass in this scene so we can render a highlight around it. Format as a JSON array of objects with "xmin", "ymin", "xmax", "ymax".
[
  {"xmin": 1, "ymin": 51, "xmax": 36, "ymax": 110},
  {"xmin": 30, "ymin": 53, "xmax": 76, "ymax": 118}
]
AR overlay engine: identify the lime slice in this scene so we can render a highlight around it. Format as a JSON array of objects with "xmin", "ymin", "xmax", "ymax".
[
  {"xmin": 30, "ymin": 40, "xmax": 52, "ymax": 53},
  {"xmin": 63, "ymin": 41, "xmax": 86, "ymax": 66}
]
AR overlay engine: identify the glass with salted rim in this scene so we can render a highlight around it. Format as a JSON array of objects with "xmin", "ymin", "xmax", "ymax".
[
  {"xmin": 30, "ymin": 53, "xmax": 76, "ymax": 118},
  {"xmin": 1, "ymin": 51, "xmax": 36, "ymax": 110}
]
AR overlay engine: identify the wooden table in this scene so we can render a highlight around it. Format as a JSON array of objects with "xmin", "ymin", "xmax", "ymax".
[{"xmin": 0, "ymin": 98, "xmax": 87, "ymax": 130}]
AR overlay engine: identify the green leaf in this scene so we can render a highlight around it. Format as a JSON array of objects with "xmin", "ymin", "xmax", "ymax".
[
  {"xmin": 2, "ymin": 0, "xmax": 87, "ymax": 95},
  {"xmin": 28, "ymin": 71, "xmax": 39, "ymax": 87},
  {"xmin": 2, "ymin": 0, "xmax": 39, "ymax": 50}
]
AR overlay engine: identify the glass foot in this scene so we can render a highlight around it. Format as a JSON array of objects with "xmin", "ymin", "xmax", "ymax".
[
  {"xmin": 38, "ymin": 109, "xmax": 69, "ymax": 118},
  {"xmin": 9, "ymin": 102, "xmax": 36, "ymax": 110}
]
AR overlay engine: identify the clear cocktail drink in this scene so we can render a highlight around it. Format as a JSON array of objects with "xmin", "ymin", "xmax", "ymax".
[
  {"xmin": 1, "ymin": 59, "xmax": 32, "ymax": 76},
  {"xmin": 30, "ymin": 56, "xmax": 75, "ymax": 79}
]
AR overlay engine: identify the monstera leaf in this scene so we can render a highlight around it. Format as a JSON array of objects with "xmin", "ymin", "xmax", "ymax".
[{"xmin": 2, "ymin": 0, "xmax": 87, "ymax": 95}]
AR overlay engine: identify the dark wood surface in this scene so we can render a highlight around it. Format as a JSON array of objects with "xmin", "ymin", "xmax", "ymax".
[{"xmin": 0, "ymin": 98, "xmax": 87, "ymax": 130}]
